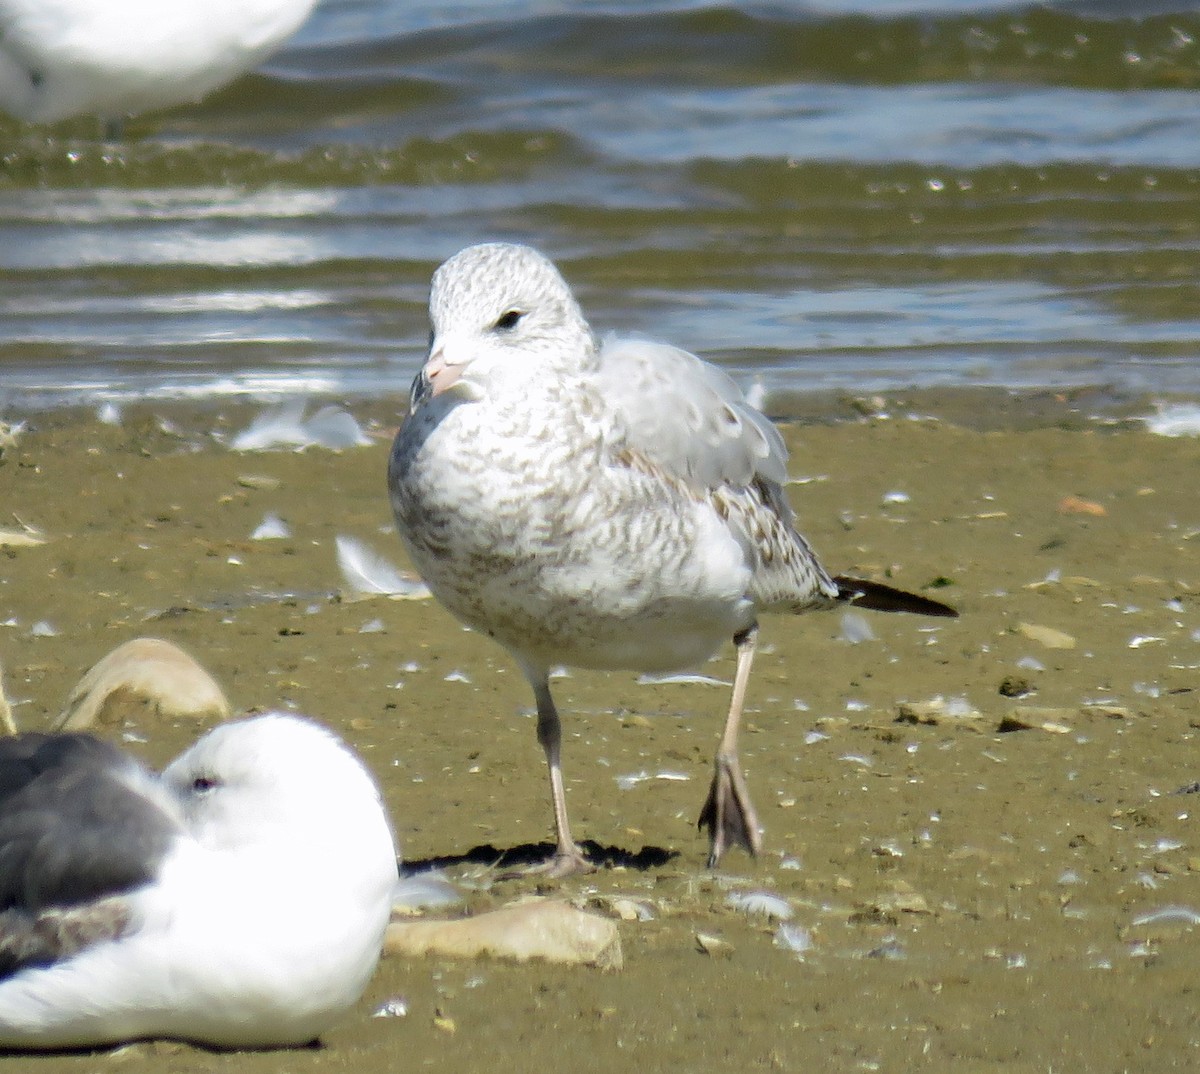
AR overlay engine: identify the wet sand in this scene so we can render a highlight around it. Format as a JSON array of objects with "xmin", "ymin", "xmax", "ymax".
[{"xmin": 1, "ymin": 395, "xmax": 1198, "ymax": 1072}]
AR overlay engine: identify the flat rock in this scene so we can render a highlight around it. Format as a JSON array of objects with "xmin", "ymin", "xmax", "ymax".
[{"xmin": 384, "ymin": 899, "xmax": 622, "ymax": 971}]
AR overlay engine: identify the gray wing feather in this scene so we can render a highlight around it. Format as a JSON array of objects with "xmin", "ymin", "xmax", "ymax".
[
  {"xmin": 597, "ymin": 337, "xmax": 788, "ymax": 491},
  {"xmin": 0, "ymin": 733, "xmax": 181, "ymax": 977}
]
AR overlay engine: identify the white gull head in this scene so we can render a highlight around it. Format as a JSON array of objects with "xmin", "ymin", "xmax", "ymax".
[{"xmin": 418, "ymin": 242, "xmax": 597, "ymax": 401}]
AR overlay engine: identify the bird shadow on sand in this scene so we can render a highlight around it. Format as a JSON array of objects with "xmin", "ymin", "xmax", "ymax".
[{"xmin": 403, "ymin": 840, "xmax": 678, "ymax": 874}]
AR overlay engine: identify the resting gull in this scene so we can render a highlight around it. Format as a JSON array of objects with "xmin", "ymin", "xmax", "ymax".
[
  {"xmin": 0, "ymin": 0, "xmax": 317, "ymax": 124},
  {"xmin": 388, "ymin": 241, "xmax": 957, "ymax": 876},
  {"xmin": 0, "ymin": 713, "xmax": 398, "ymax": 1050}
]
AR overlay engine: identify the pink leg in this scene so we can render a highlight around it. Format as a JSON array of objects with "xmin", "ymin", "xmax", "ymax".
[
  {"xmin": 531, "ymin": 675, "xmax": 593, "ymax": 877},
  {"xmin": 697, "ymin": 625, "xmax": 763, "ymax": 868}
]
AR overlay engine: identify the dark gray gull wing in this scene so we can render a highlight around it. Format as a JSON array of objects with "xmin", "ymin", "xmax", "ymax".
[{"xmin": 0, "ymin": 733, "xmax": 182, "ymax": 977}]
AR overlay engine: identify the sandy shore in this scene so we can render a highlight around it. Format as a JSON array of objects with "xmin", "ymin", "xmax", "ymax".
[{"xmin": 1, "ymin": 395, "xmax": 1198, "ymax": 1072}]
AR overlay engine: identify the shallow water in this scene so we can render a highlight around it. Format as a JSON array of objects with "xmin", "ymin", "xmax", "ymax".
[{"xmin": 1, "ymin": 0, "xmax": 1199, "ymax": 407}]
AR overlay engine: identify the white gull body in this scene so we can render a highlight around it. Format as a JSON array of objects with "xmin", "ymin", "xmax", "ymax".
[
  {"xmin": 0, "ymin": 0, "xmax": 317, "ymax": 124},
  {"xmin": 388, "ymin": 242, "xmax": 955, "ymax": 875},
  {"xmin": 0, "ymin": 713, "xmax": 398, "ymax": 1050}
]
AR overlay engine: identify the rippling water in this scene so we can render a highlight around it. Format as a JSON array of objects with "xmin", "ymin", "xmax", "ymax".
[{"xmin": 1, "ymin": 0, "xmax": 1198, "ymax": 409}]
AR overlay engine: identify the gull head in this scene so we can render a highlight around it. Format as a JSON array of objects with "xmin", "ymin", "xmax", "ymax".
[
  {"xmin": 418, "ymin": 242, "xmax": 597, "ymax": 400},
  {"xmin": 161, "ymin": 713, "xmax": 395, "ymax": 867}
]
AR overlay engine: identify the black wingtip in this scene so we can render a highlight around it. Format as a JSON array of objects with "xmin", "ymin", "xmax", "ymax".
[{"xmin": 833, "ymin": 576, "xmax": 959, "ymax": 618}]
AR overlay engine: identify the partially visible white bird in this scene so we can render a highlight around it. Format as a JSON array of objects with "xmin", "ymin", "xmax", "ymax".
[
  {"xmin": 0, "ymin": 712, "xmax": 399, "ymax": 1050},
  {"xmin": 0, "ymin": 0, "xmax": 318, "ymax": 124},
  {"xmin": 389, "ymin": 242, "xmax": 957, "ymax": 877}
]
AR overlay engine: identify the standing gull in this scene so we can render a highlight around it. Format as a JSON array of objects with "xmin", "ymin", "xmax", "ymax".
[
  {"xmin": 0, "ymin": 713, "xmax": 398, "ymax": 1050},
  {"xmin": 389, "ymin": 242, "xmax": 956, "ymax": 877},
  {"xmin": 0, "ymin": 0, "xmax": 317, "ymax": 125}
]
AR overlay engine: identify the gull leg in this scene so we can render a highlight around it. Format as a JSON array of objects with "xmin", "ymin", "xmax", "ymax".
[
  {"xmin": 530, "ymin": 674, "xmax": 593, "ymax": 877},
  {"xmin": 697, "ymin": 624, "xmax": 763, "ymax": 868}
]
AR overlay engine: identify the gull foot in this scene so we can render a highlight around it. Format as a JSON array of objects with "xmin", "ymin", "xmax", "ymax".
[
  {"xmin": 499, "ymin": 845, "xmax": 596, "ymax": 880},
  {"xmin": 545, "ymin": 845, "xmax": 596, "ymax": 878},
  {"xmin": 697, "ymin": 753, "xmax": 762, "ymax": 869}
]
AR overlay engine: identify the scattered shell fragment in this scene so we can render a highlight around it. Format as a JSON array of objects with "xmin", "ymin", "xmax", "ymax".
[
  {"xmin": 1017, "ymin": 622, "xmax": 1076, "ymax": 650},
  {"xmin": 1128, "ymin": 635, "xmax": 1163, "ymax": 649},
  {"xmin": 895, "ymin": 696, "xmax": 983, "ymax": 726},
  {"xmin": 54, "ymin": 638, "xmax": 230, "ymax": 731},
  {"xmin": 998, "ymin": 706, "xmax": 1075, "ymax": 734},
  {"xmin": 615, "ymin": 769, "xmax": 692, "ymax": 790},
  {"xmin": 384, "ymin": 899, "xmax": 621, "ymax": 970},
  {"xmin": 372, "ymin": 997, "xmax": 408, "ymax": 1018}
]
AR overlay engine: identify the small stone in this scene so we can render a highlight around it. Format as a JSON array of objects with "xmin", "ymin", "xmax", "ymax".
[
  {"xmin": 236, "ymin": 473, "xmax": 282, "ymax": 490},
  {"xmin": 874, "ymin": 890, "xmax": 930, "ymax": 915},
  {"xmin": 998, "ymin": 676, "xmax": 1034, "ymax": 698},
  {"xmin": 1017, "ymin": 622, "xmax": 1076, "ymax": 650},
  {"xmin": 695, "ymin": 932, "xmax": 734, "ymax": 958},
  {"xmin": 588, "ymin": 896, "xmax": 654, "ymax": 922},
  {"xmin": 1058, "ymin": 495, "xmax": 1107, "ymax": 517},
  {"xmin": 999, "ymin": 706, "xmax": 1075, "ymax": 733},
  {"xmin": 1080, "ymin": 703, "xmax": 1131, "ymax": 720}
]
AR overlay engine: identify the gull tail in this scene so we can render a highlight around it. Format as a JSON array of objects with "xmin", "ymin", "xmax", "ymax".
[{"xmin": 833, "ymin": 576, "xmax": 958, "ymax": 618}]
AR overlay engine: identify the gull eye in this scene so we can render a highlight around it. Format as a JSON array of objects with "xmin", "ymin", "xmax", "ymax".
[
  {"xmin": 192, "ymin": 775, "xmax": 218, "ymax": 794},
  {"xmin": 493, "ymin": 309, "xmax": 523, "ymax": 331}
]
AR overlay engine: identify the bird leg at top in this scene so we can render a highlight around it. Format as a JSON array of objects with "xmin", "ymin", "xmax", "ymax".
[
  {"xmin": 697, "ymin": 624, "xmax": 763, "ymax": 868},
  {"xmin": 530, "ymin": 675, "xmax": 594, "ymax": 877}
]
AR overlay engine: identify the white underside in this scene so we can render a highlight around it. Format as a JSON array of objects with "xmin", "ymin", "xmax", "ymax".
[
  {"xmin": 0, "ymin": 0, "xmax": 316, "ymax": 121},
  {"xmin": 0, "ymin": 804, "xmax": 395, "ymax": 1049}
]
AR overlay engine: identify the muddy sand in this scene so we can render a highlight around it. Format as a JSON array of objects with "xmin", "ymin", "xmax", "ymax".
[{"xmin": 1, "ymin": 394, "xmax": 1198, "ymax": 1072}]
